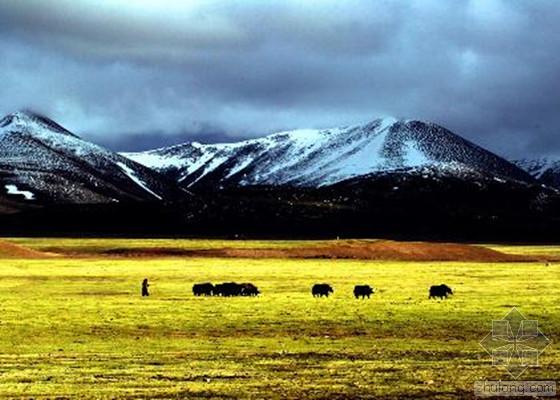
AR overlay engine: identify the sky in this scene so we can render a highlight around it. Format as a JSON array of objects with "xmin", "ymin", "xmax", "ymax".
[{"xmin": 0, "ymin": 0, "xmax": 559, "ymax": 157}]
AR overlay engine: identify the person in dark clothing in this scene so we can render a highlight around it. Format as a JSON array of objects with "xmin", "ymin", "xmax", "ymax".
[{"xmin": 141, "ymin": 278, "xmax": 150, "ymax": 297}]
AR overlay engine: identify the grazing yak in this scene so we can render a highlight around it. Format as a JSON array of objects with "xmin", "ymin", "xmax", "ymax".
[
  {"xmin": 214, "ymin": 282, "xmax": 242, "ymax": 297},
  {"xmin": 240, "ymin": 283, "xmax": 260, "ymax": 296},
  {"xmin": 354, "ymin": 285, "xmax": 375, "ymax": 299},
  {"xmin": 212, "ymin": 283, "xmax": 226, "ymax": 296},
  {"xmin": 213, "ymin": 282, "xmax": 260, "ymax": 297},
  {"xmin": 192, "ymin": 282, "xmax": 214, "ymax": 296},
  {"xmin": 429, "ymin": 284, "xmax": 453, "ymax": 299},
  {"xmin": 312, "ymin": 283, "xmax": 334, "ymax": 297}
]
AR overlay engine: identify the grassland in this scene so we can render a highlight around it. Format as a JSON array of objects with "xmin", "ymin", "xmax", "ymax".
[{"xmin": 0, "ymin": 238, "xmax": 558, "ymax": 399}]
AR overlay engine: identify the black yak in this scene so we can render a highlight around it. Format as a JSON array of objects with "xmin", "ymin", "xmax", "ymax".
[
  {"xmin": 312, "ymin": 283, "xmax": 333, "ymax": 297},
  {"xmin": 240, "ymin": 283, "xmax": 260, "ymax": 296},
  {"xmin": 354, "ymin": 285, "xmax": 374, "ymax": 299},
  {"xmin": 213, "ymin": 283, "xmax": 226, "ymax": 296},
  {"xmin": 214, "ymin": 282, "xmax": 243, "ymax": 297},
  {"xmin": 429, "ymin": 284, "xmax": 453, "ymax": 299},
  {"xmin": 192, "ymin": 282, "xmax": 214, "ymax": 296}
]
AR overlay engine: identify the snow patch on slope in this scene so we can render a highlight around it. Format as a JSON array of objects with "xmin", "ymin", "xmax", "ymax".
[
  {"xmin": 116, "ymin": 162, "xmax": 162, "ymax": 200},
  {"xmin": 125, "ymin": 152, "xmax": 186, "ymax": 170},
  {"xmin": 402, "ymin": 140, "xmax": 429, "ymax": 166},
  {"xmin": 5, "ymin": 184, "xmax": 35, "ymax": 200}
]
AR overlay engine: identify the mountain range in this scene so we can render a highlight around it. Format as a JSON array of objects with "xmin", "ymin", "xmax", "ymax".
[
  {"xmin": 1, "ymin": 110, "xmax": 559, "ymax": 239},
  {"xmin": 124, "ymin": 118, "xmax": 533, "ymax": 188}
]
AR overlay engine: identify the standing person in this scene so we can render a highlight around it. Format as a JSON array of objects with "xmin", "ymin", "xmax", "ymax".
[{"xmin": 141, "ymin": 278, "xmax": 150, "ymax": 297}]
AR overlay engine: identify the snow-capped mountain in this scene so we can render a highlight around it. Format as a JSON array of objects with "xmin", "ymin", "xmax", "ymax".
[
  {"xmin": 0, "ymin": 111, "xmax": 181, "ymax": 203},
  {"xmin": 125, "ymin": 118, "xmax": 532, "ymax": 189},
  {"xmin": 513, "ymin": 158, "xmax": 560, "ymax": 188},
  {"xmin": 1, "ymin": 112, "xmax": 558, "ymax": 239}
]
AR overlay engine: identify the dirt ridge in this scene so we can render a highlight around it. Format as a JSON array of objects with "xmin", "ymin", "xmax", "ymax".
[
  {"xmin": 0, "ymin": 240, "xmax": 57, "ymax": 258},
  {"xmin": 93, "ymin": 240, "xmax": 532, "ymax": 262}
]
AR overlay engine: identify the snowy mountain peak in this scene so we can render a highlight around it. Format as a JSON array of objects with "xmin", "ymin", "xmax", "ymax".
[
  {"xmin": 125, "ymin": 117, "xmax": 532, "ymax": 188},
  {"xmin": 0, "ymin": 110, "xmax": 78, "ymax": 138},
  {"xmin": 0, "ymin": 111, "xmax": 182, "ymax": 203}
]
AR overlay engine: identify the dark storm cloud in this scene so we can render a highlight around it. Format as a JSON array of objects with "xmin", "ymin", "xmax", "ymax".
[
  {"xmin": 0, "ymin": 0, "xmax": 559, "ymax": 157},
  {"xmin": 101, "ymin": 127, "xmax": 248, "ymax": 152}
]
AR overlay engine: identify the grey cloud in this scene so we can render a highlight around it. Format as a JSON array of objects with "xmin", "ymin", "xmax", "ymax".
[
  {"xmin": 97, "ymin": 128, "xmax": 248, "ymax": 153},
  {"xmin": 0, "ymin": 0, "xmax": 559, "ymax": 158}
]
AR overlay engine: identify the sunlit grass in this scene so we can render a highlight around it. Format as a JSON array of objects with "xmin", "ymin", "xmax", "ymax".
[
  {"xmin": 0, "ymin": 241, "xmax": 558, "ymax": 398},
  {"xmin": 6, "ymin": 237, "xmax": 336, "ymax": 254}
]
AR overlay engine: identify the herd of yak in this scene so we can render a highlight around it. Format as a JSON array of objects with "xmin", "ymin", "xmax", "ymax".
[
  {"xmin": 188, "ymin": 282, "xmax": 454, "ymax": 299},
  {"xmin": 193, "ymin": 282, "xmax": 261, "ymax": 297}
]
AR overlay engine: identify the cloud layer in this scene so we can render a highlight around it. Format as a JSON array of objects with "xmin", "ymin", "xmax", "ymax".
[{"xmin": 0, "ymin": 0, "xmax": 559, "ymax": 157}]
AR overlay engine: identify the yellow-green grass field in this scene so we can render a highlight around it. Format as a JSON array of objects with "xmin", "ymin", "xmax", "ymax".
[{"xmin": 0, "ymin": 238, "xmax": 559, "ymax": 399}]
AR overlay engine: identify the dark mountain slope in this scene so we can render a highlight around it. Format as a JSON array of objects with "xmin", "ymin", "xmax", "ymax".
[
  {"xmin": 0, "ymin": 111, "xmax": 187, "ymax": 204},
  {"xmin": 514, "ymin": 158, "xmax": 560, "ymax": 188}
]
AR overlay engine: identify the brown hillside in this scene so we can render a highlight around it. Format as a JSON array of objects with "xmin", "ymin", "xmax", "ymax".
[
  {"xmin": 99, "ymin": 240, "xmax": 531, "ymax": 262},
  {"xmin": 184, "ymin": 240, "xmax": 529, "ymax": 262},
  {"xmin": 0, "ymin": 240, "xmax": 56, "ymax": 259}
]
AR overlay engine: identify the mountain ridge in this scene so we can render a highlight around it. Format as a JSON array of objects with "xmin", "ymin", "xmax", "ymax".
[
  {"xmin": 0, "ymin": 111, "xmax": 184, "ymax": 204},
  {"xmin": 1, "ymin": 111, "xmax": 560, "ymax": 239},
  {"xmin": 124, "ymin": 117, "xmax": 533, "ymax": 189}
]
